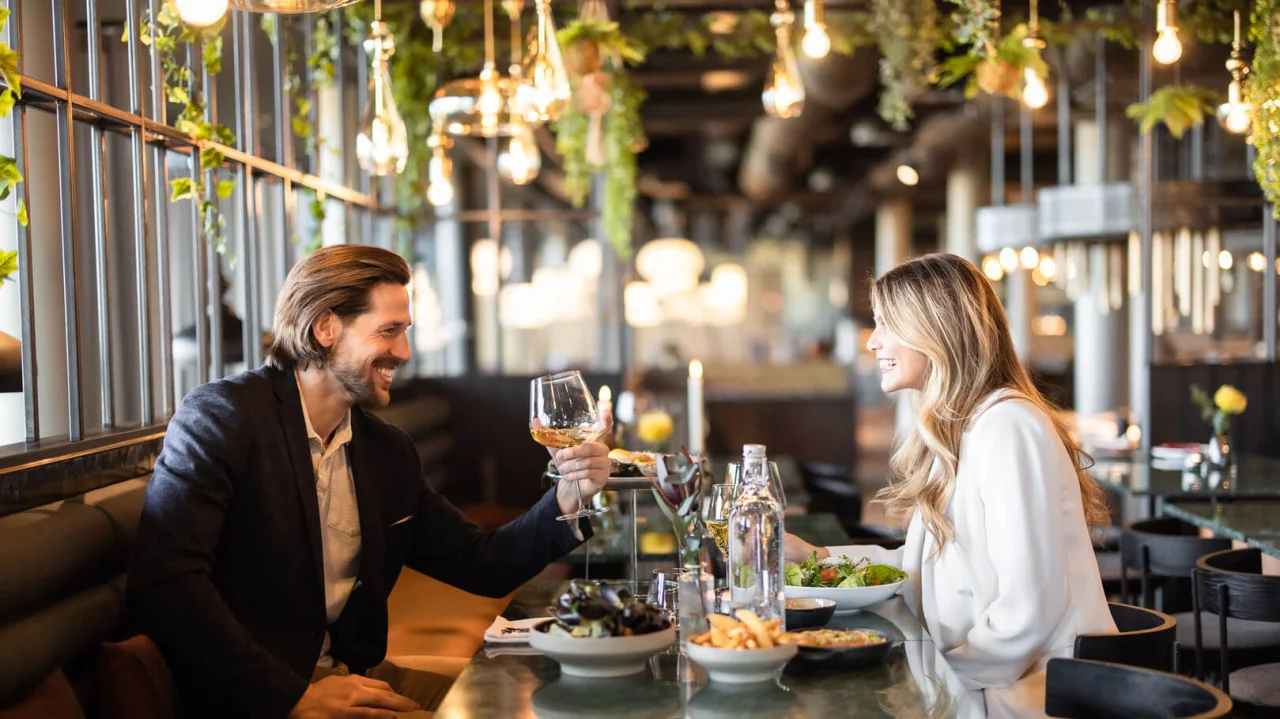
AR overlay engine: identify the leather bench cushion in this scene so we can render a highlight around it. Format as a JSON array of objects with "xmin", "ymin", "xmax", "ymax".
[
  {"xmin": 0, "ymin": 504, "xmax": 117, "ymax": 623},
  {"xmin": 94, "ymin": 635, "xmax": 176, "ymax": 719},
  {"xmin": 387, "ymin": 570, "xmax": 511, "ymax": 660},
  {"xmin": 0, "ymin": 670, "xmax": 85, "ymax": 719}
]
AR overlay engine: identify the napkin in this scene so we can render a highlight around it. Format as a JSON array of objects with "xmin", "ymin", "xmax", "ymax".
[{"xmin": 483, "ymin": 616, "xmax": 552, "ymax": 645}]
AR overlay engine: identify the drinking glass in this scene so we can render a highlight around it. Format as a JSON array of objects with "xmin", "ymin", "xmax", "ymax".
[
  {"xmin": 726, "ymin": 461, "xmax": 787, "ymax": 509},
  {"xmin": 646, "ymin": 568, "xmax": 682, "ymax": 626},
  {"xmin": 702, "ymin": 484, "xmax": 736, "ymax": 560},
  {"xmin": 530, "ymin": 370, "xmax": 608, "ymax": 522}
]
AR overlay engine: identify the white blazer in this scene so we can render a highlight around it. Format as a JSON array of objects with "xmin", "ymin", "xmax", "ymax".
[{"xmin": 827, "ymin": 389, "xmax": 1116, "ymax": 697}]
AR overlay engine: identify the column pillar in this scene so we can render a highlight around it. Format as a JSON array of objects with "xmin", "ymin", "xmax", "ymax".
[
  {"xmin": 875, "ymin": 200, "xmax": 915, "ymax": 439},
  {"xmin": 1071, "ymin": 119, "xmax": 1131, "ymax": 417},
  {"xmin": 945, "ymin": 159, "xmax": 981, "ymax": 263}
]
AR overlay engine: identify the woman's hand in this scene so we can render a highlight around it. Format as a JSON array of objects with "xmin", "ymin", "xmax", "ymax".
[{"xmin": 784, "ymin": 533, "xmax": 829, "ymax": 564}]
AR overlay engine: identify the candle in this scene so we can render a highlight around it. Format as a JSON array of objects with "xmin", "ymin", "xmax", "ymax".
[
  {"xmin": 598, "ymin": 384, "xmax": 612, "ymax": 413},
  {"xmin": 687, "ymin": 360, "xmax": 704, "ymax": 457}
]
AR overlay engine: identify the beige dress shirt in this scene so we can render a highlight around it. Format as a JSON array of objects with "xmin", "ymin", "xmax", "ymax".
[{"xmin": 297, "ymin": 375, "xmax": 362, "ymax": 669}]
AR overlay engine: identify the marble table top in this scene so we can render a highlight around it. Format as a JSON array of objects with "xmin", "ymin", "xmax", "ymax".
[
  {"xmin": 432, "ymin": 580, "xmax": 991, "ymax": 719},
  {"xmin": 1162, "ymin": 499, "xmax": 1280, "ymax": 559}
]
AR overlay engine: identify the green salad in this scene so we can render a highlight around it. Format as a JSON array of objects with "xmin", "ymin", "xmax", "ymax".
[{"xmin": 785, "ymin": 552, "xmax": 908, "ymax": 589}]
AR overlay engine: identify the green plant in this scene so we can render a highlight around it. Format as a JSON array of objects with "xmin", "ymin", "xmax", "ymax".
[
  {"xmin": 1125, "ymin": 84, "xmax": 1219, "ymax": 139},
  {"xmin": 1250, "ymin": 0, "xmax": 1280, "ymax": 215},
  {"xmin": 946, "ymin": 0, "xmax": 1000, "ymax": 56},
  {"xmin": 938, "ymin": 23, "xmax": 1047, "ymax": 100},
  {"xmin": 127, "ymin": 0, "xmax": 236, "ymax": 256},
  {"xmin": 0, "ymin": 4, "xmax": 26, "ymax": 235},
  {"xmin": 872, "ymin": 0, "xmax": 940, "ymax": 130},
  {"xmin": 0, "ymin": 248, "xmax": 15, "ymax": 287}
]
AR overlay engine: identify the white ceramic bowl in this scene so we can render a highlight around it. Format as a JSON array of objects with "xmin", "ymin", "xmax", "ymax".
[
  {"xmin": 685, "ymin": 642, "xmax": 798, "ymax": 684},
  {"xmin": 784, "ymin": 579, "xmax": 906, "ymax": 614},
  {"xmin": 527, "ymin": 625, "xmax": 676, "ymax": 679}
]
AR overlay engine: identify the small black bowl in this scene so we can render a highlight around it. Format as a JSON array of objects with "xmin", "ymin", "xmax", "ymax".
[
  {"xmin": 784, "ymin": 597, "xmax": 836, "ymax": 630},
  {"xmin": 789, "ymin": 630, "xmax": 894, "ymax": 669}
]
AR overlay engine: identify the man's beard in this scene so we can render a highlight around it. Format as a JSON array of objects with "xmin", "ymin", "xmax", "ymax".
[{"xmin": 328, "ymin": 349, "xmax": 392, "ymax": 408}]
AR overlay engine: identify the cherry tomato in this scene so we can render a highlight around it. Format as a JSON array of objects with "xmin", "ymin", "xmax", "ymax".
[{"xmin": 819, "ymin": 567, "xmax": 838, "ymax": 585}]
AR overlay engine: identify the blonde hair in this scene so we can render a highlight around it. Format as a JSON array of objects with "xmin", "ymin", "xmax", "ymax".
[
  {"xmin": 870, "ymin": 253, "xmax": 1108, "ymax": 551},
  {"xmin": 266, "ymin": 245, "xmax": 411, "ymax": 370}
]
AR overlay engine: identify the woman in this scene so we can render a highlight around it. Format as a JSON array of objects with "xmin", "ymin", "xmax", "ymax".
[{"xmin": 787, "ymin": 253, "xmax": 1115, "ymax": 696}]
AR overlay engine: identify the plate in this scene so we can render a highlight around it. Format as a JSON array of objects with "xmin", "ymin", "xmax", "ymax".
[
  {"xmin": 527, "ymin": 624, "xmax": 676, "ymax": 679},
  {"xmin": 685, "ymin": 642, "xmax": 798, "ymax": 684},
  {"xmin": 784, "ymin": 579, "xmax": 906, "ymax": 614}
]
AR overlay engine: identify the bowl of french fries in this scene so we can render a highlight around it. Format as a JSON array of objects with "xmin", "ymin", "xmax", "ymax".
[{"xmin": 685, "ymin": 610, "xmax": 799, "ymax": 684}]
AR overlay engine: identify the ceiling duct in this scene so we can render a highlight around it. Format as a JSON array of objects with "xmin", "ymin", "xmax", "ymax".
[{"xmin": 738, "ymin": 47, "xmax": 879, "ymax": 204}]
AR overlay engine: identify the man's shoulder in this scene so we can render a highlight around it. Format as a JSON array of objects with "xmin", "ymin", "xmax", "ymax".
[
  {"xmin": 176, "ymin": 366, "xmax": 283, "ymax": 420},
  {"xmin": 353, "ymin": 406, "xmax": 414, "ymax": 448}
]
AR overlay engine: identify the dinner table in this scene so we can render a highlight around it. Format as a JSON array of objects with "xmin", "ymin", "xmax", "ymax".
[
  {"xmin": 1161, "ymin": 498, "xmax": 1280, "ymax": 560},
  {"xmin": 1088, "ymin": 453, "xmax": 1280, "ymax": 518},
  {"xmin": 431, "ymin": 579, "xmax": 991, "ymax": 719}
]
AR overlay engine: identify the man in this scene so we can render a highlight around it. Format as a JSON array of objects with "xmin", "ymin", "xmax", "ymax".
[{"xmin": 130, "ymin": 245, "xmax": 610, "ymax": 718}]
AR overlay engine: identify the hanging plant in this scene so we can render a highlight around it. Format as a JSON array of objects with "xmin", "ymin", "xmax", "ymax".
[
  {"xmin": 872, "ymin": 0, "xmax": 940, "ymax": 131},
  {"xmin": 1250, "ymin": 0, "xmax": 1280, "ymax": 214},
  {"xmin": 126, "ymin": 0, "xmax": 236, "ymax": 256},
  {"xmin": 946, "ymin": 0, "xmax": 1000, "ymax": 56},
  {"xmin": 1125, "ymin": 84, "xmax": 1219, "ymax": 139},
  {"xmin": 0, "ymin": 4, "xmax": 25, "ymax": 238},
  {"xmin": 555, "ymin": 18, "xmax": 646, "ymax": 259},
  {"xmin": 938, "ymin": 24, "xmax": 1047, "ymax": 100}
]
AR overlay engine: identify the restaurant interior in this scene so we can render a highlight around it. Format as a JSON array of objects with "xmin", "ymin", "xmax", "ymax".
[{"xmin": 0, "ymin": 0, "xmax": 1278, "ymax": 716}]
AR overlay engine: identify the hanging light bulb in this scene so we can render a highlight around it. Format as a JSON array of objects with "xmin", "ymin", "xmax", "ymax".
[
  {"xmin": 801, "ymin": 0, "xmax": 830, "ymax": 59},
  {"xmin": 420, "ymin": 0, "xmax": 457, "ymax": 53},
  {"xmin": 518, "ymin": 0, "xmax": 571, "ymax": 122},
  {"xmin": 174, "ymin": 0, "xmax": 229, "ymax": 27},
  {"xmin": 1153, "ymin": 0, "xmax": 1182, "ymax": 65},
  {"xmin": 1021, "ymin": 0, "xmax": 1049, "ymax": 109},
  {"xmin": 896, "ymin": 164, "xmax": 919, "ymax": 186},
  {"xmin": 498, "ymin": 116, "xmax": 541, "ymax": 185},
  {"xmin": 763, "ymin": 2, "xmax": 805, "ymax": 118},
  {"xmin": 426, "ymin": 132, "xmax": 455, "ymax": 207},
  {"xmin": 356, "ymin": 17, "xmax": 409, "ymax": 176},
  {"xmin": 431, "ymin": 0, "xmax": 525, "ymax": 138},
  {"xmin": 1217, "ymin": 11, "xmax": 1253, "ymax": 135},
  {"xmin": 1022, "ymin": 68, "xmax": 1049, "ymax": 109},
  {"xmin": 1000, "ymin": 247, "xmax": 1019, "ymax": 272}
]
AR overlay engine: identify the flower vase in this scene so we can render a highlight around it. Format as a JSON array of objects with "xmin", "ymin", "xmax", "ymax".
[{"xmin": 1206, "ymin": 431, "xmax": 1235, "ymax": 471}]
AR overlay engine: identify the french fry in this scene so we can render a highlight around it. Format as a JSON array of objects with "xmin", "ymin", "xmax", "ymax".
[
  {"xmin": 734, "ymin": 609, "xmax": 774, "ymax": 648},
  {"xmin": 710, "ymin": 626, "xmax": 731, "ymax": 648},
  {"xmin": 707, "ymin": 614, "xmax": 739, "ymax": 632}
]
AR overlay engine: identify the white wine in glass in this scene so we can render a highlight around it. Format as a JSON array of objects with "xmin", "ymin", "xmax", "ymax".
[
  {"xmin": 703, "ymin": 484, "xmax": 735, "ymax": 558},
  {"xmin": 530, "ymin": 370, "xmax": 609, "ymax": 522}
]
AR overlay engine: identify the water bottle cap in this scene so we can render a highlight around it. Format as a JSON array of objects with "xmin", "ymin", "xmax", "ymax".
[{"xmin": 743, "ymin": 444, "xmax": 767, "ymax": 457}]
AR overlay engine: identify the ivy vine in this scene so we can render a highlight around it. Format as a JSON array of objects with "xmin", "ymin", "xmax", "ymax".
[
  {"xmin": 872, "ymin": 0, "xmax": 940, "ymax": 131},
  {"xmin": 0, "ymin": 3, "xmax": 24, "ymax": 288},
  {"xmin": 1250, "ymin": 0, "xmax": 1280, "ymax": 215},
  {"xmin": 938, "ymin": 23, "xmax": 1047, "ymax": 101},
  {"xmin": 126, "ymin": 0, "xmax": 236, "ymax": 256}
]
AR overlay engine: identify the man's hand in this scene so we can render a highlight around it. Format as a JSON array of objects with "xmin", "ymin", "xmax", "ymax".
[
  {"xmin": 552, "ymin": 439, "xmax": 611, "ymax": 518},
  {"xmin": 289, "ymin": 675, "xmax": 420, "ymax": 719}
]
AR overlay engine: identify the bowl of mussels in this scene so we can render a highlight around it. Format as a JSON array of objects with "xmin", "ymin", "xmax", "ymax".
[{"xmin": 527, "ymin": 580, "xmax": 676, "ymax": 678}]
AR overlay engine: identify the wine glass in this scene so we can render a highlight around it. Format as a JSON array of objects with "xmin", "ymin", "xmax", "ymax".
[
  {"xmin": 530, "ymin": 370, "xmax": 609, "ymax": 522},
  {"xmin": 702, "ymin": 484, "xmax": 736, "ymax": 560}
]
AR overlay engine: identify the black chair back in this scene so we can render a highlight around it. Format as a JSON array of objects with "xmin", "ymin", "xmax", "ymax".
[
  {"xmin": 1045, "ymin": 658, "xmax": 1232, "ymax": 718},
  {"xmin": 1121, "ymin": 518, "xmax": 1232, "ymax": 610},
  {"xmin": 1192, "ymin": 548, "xmax": 1280, "ymax": 691},
  {"xmin": 1074, "ymin": 602, "xmax": 1177, "ymax": 672}
]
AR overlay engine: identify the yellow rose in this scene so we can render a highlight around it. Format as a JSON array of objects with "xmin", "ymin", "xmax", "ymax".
[
  {"xmin": 636, "ymin": 410, "xmax": 674, "ymax": 445},
  {"xmin": 1214, "ymin": 385, "xmax": 1248, "ymax": 415}
]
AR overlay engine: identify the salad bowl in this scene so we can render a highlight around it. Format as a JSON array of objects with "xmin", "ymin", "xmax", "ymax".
[{"xmin": 784, "ymin": 554, "xmax": 908, "ymax": 614}]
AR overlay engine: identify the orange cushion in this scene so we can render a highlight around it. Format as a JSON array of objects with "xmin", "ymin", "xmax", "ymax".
[
  {"xmin": 387, "ymin": 569, "xmax": 511, "ymax": 659},
  {"xmin": 0, "ymin": 670, "xmax": 85, "ymax": 719},
  {"xmin": 93, "ymin": 635, "xmax": 176, "ymax": 719}
]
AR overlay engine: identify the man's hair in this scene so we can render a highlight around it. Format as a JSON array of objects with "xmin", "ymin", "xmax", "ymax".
[{"xmin": 266, "ymin": 245, "xmax": 411, "ymax": 369}]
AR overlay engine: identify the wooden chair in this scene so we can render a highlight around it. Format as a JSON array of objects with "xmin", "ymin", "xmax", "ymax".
[
  {"xmin": 1073, "ymin": 602, "xmax": 1177, "ymax": 672},
  {"xmin": 1193, "ymin": 548, "xmax": 1280, "ymax": 714},
  {"xmin": 1045, "ymin": 658, "xmax": 1232, "ymax": 719}
]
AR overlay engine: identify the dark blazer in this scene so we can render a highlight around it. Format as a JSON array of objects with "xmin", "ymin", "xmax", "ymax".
[{"xmin": 128, "ymin": 365, "xmax": 590, "ymax": 719}]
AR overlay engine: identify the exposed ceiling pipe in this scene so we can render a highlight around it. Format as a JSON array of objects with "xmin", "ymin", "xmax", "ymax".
[{"xmin": 737, "ymin": 46, "xmax": 879, "ymax": 204}]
